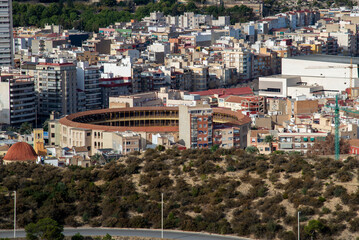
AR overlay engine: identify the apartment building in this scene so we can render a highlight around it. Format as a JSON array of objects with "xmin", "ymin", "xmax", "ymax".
[
  {"xmin": 213, "ymin": 125, "xmax": 243, "ymax": 149},
  {"xmin": 99, "ymin": 76, "xmax": 132, "ymax": 108},
  {"xmin": 109, "ymin": 92, "xmax": 162, "ymax": 108},
  {"xmin": 179, "ymin": 103, "xmax": 213, "ymax": 149},
  {"xmin": 0, "ymin": 74, "xmax": 36, "ymax": 125},
  {"xmin": 277, "ymin": 132, "xmax": 328, "ymax": 153},
  {"xmin": 0, "ymin": 0, "xmax": 13, "ymax": 66},
  {"xmin": 170, "ymin": 68, "xmax": 192, "ymax": 90},
  {"xmin": 187, "ymin": 66, "xmax": 209, "ymax": 91},
  {"xmin": 35, "ymin": 62, "xmax": 77, "ymax": 118},
  {"xmin": 247, "ymin": 130, "xmax": 273, "ymax": 154},
  {"xmin": 218, "ymin": 95, "xmax": 265, "ymax": 115},
  {"xmin": 222, "ymin": 47, "xmax": 252, "ymax": 80},
  {"xmin": 103, "ymin": 131, "xmax": 141, "ymax": 155},
  {"xmin": 76, "ymin": 62, "xmax": 102, "ymax": 111}
]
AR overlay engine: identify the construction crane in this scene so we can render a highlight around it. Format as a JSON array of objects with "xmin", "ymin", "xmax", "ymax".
[
  {"xmin": 306, "ymin": 58, "xmax": 359, "ymax": 98},
  {"xmin": 335, "ymin": 95, "xmax": 340, "ymax": 161},
  {"xmin": 327, "ymin": 95, "xmax": 359, "ymax": 160}
]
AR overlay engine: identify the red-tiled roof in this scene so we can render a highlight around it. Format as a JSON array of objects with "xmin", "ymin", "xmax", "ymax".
[
  {"xmin": 190, "ymin": 87, "xmax": 253, "ymax": 97},
  {"xmin": 3, "ymin": 142, "xmax": 37, "ymax": 161},
  {"xmin": 350, "ymin": 139, "xmax": 359, "ymax": 148},
  {"xmin": 225, "ymin": 95, "xmax": 263, "ymax": 103},
  {"xmin": 59, "ymin": 106, "xmax": 251, "ymax": 132}
]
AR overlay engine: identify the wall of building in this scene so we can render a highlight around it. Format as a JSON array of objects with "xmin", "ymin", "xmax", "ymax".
[{"xmin": 0, "ymin": 82, "xmax": 10, "ymax": 124}]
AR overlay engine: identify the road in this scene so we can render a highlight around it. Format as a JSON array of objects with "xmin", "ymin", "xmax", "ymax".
[{"xmin": 0, "ymin": 228, "xmax": 251, "ymax": 240}]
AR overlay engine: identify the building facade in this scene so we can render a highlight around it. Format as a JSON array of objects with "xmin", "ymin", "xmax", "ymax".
[
  {"xmin": 76, "ymin": 62, "xmax": 102, "ymax": 111},
  {"xmin": 0, "ymin": 74, "xmax": 36, "ymax": 125},
  {"xmin": 0, "ymin": 0, "xmax": 13, "ymax": 66},
  {"xmin": 179, "ymin": 103, "xmax": 213, "ymax": 149},
  {"xmin": 35, "ymin": 63, "xmax": 77, "ymax": 118}
]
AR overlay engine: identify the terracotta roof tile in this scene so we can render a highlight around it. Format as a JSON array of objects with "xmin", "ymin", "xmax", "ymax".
[
  {"xmin": 190, "ymin": 87, "xmax": 253, "ymax": 97},
  {"xmin": 3, "ymin": 142, "xmax": 37, "ymax": 161}
]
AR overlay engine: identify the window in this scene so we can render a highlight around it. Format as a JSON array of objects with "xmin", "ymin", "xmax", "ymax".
[
  {"xmin": 126, "ymin": 141, "xmax": 131, "ymax": 145},
  {"xmin": 51, "ymin": 125, "xmax": 55, "ymax": 128},
  {"xmin": 87, "ymin": 132, "xmax": 91, "ymax": 136},
  {"xmin": 199, "ymin": 124, "xmax": 202, "ymax": 128},
  {"xmin": 51, "ymin": 133, "xmax": 55, "ymax": 138}
]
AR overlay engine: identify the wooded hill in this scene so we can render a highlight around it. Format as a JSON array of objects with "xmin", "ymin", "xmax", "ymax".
[{"xmin": 1, "ymin": 148, "xmax": 359, "ymax": 240}]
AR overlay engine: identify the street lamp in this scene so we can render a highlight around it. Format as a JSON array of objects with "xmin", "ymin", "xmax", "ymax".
[
  {"xmin": 297, "ymin": 211, "xmax": 301, "ymax": 240},
  {"xmin": 161, "ymin": 193, "xmax": 163, "ymax": 239},
  {"xmin": 13, "ymin": 191, "xmax": 16, "ymax": 239}
]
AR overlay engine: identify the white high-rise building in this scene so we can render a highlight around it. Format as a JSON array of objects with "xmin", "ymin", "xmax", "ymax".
[
  {"xmin": 76, "ymin": 62, "xmax": 102, "ymax": 111},
  {"xmin": 0, "ymin": 0, "xmax": 13, "ymax": 66}
]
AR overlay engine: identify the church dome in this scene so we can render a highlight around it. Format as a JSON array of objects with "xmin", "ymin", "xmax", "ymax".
[{"xmin": 3, "ymin": 142, "xmax": 37, "ymax": 163}]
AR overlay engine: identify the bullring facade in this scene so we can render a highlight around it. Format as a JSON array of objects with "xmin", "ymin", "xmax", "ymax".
[{"xmin": 49, "ymin": 106, "xmax": 251, "ymax": 155}]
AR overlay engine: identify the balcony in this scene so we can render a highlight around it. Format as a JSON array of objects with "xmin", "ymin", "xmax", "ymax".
[{"xmin": 280, "ymin": 143, "xmax": 293, "ymax": 149}]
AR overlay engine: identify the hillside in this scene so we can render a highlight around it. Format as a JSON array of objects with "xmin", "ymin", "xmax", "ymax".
[
  {"xmin": 12, "ymin": 0, "xmax": 255, "ymax": 31},
  {"xmin": 1, "ymin": 148, "xmax": 359, "ymax": 239}
]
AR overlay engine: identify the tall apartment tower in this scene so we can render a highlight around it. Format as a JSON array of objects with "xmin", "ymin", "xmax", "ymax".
[
  {"xmin": 35, "ymin": 63, "xmax": 77, "ymax": 119},
  {"xmin": 0, "ymin": 74, "xmax": 36, "ymax": 125},
  {"xmin": 179, "ymin": 102, "xmax": 213, "ymax": 149},
  {"xmin": 76, "ymin": 62, "xmax": 102, "ymax": 111},
  {"xmin": 0, "ymin": 0, "xmax": 14, "ymax": 66}
]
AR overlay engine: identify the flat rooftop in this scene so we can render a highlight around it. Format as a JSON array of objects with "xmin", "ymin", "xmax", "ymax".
[
  {"xmin": 289, "ymin": 55, "xmax": 359, "ymax": 64},
  {"xmin": 260, "ymin": 74, "xmax": 300, "ymax": 78}
]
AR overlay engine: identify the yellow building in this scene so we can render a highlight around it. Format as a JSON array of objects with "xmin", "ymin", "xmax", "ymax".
[{"xmin": 33, "ymin": 129, "xmax": 47, "ymax": 156}]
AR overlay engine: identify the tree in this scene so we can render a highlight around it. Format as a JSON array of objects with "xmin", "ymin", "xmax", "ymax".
[
  {"xmin": 90, "ymin": 153, "xmax": 106, "ymax": 165},
  {"xmin": 102, "ymin": 234, "xmax": 112, "ymax": 240},
  {"xmin": 246, "ymin": 146, "xmax": 259, "ymax": 154},
  {"xmin": 304, "ymin": 219, "xmax": 327, "ymax": 239},
  {"xmin": 101, "ymin": 0, "xmax": 117, "ymax": 7},
  {"xmin": 43, "ymin": 119, "xmax": 50, "ymax": 132},
  {"xmin": 264, "ymin": 135, "xmax": 276, "ymax": 152},
  {"xmin": 156, "ymin": 145, "xmax": 165, "ymax": 151},
  {"xmin": 19, "ymin": 122, "xmax": 33, "ymax": 135},
  {"xmin": 307, "ymin": 134, "xmax": 350, "ymax": 156},
  {"xmin": 71, "ymin": 233, "xmax": 84, "ymax": 240},
  {"xmin": 211, "ymin": 145, "xmax": 219, "ymax": 153},
  {"xmin": 264, "ymin": 135, "xmax": 276, "ymax": 144},
  {"xmin": 25, "ymin": 218, "xmax": 64, "ymax": 240}
]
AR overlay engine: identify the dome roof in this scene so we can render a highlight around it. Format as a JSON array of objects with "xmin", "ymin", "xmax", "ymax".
[{"xmin": 3, "ymin": 142, "xmax": 37, "ymax": 162}]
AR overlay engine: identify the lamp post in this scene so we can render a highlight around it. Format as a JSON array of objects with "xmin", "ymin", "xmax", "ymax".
[
  {"xmin": 14, "ymin": 191, "xmax": 16, "ymax": 239},
  {"xmin": 298, "ymin": 211, "xmax": 300, "ymax": 240},
  {"xmin": 161, "ymin": 193, "xmax": 163, "ymax": 239}
]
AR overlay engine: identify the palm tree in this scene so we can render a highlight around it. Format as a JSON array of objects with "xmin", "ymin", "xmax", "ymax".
[
  {"xmin": 245, "ymin": 146, "xmax": 259, "ymax": 154},
  {"xmin": 264, "ymin": 135, "xmax": 275, "ymax": 144},
  {"xmin": 264, "ymin": 135, "xmax": 276, "ymax": 152}
]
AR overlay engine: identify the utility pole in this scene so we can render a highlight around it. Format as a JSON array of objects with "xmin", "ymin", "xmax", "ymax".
[
  {"xmin": 298, "ymin": 211, "xmax": 300, "ymax": 240},
  {"xmin": 14, "ymin": 191, "xmax": 16, "ymax": 239},
  {"xmin": 161, "ymin": 193, "xmax": 163, "ymax": 239}
]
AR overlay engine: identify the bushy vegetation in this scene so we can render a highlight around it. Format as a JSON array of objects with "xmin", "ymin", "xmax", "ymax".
[
  {"xmin": 0, "ymin": 148, "xmax": 358, "ymax": 239},
  {"xmin": 12, "ymin": 0, "xmax": 255, "ymax": 32}
]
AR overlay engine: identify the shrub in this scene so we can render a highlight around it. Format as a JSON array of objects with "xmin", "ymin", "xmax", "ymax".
[
  {"xmin": 71, "ymin": 233, "xmax": 84, "ymax": 240},
  {"xmin": 350, "ymin": 218, "xmax": 359, "ymax": 232}
]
